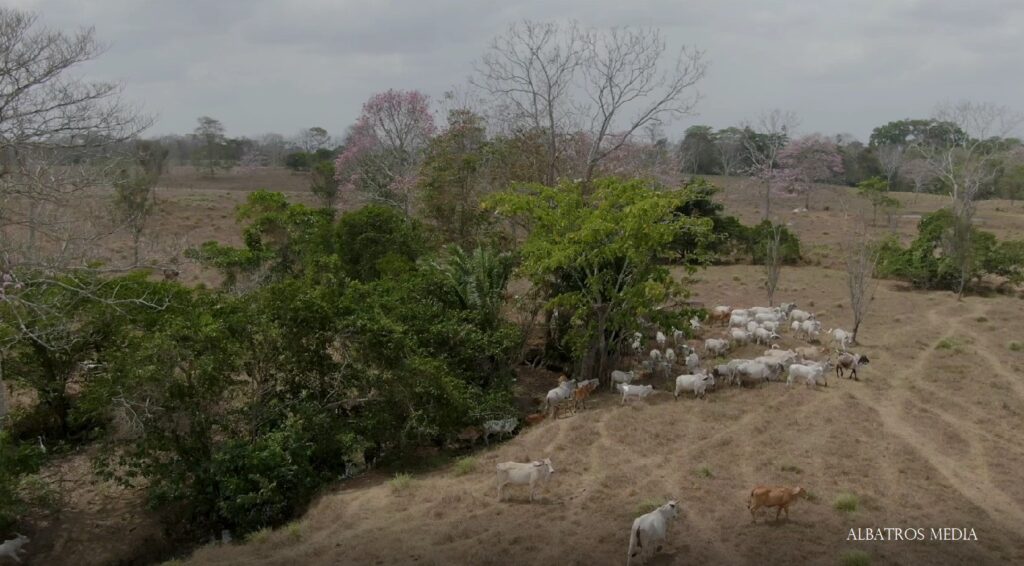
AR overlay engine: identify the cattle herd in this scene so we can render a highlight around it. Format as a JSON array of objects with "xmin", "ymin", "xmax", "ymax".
[{"xmin": 485, "ymin": 301, "xmax": 871, "ymax": 564}]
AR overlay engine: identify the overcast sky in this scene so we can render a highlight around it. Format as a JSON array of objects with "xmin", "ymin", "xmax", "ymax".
[{"xmin": 11, "ymin": 0, "xmax": 1024, "ymax": 142}]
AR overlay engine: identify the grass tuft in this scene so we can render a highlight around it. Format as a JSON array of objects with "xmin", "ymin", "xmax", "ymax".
[
  {"xmin": 390, "ymin": 472, "xmax": 413, "ymax": 492},
  {"xmin": 1009, "ymin": 341, "xmax": 1023, "ymax": 352},
  {"xmin": 780, "ymin": 464, "xmax": 803, "ymax": 474},
  {"xmin": 452, "ymin": 456, "xmax": 476, "ymax": 477},
  {"xmin": 285, "ymin": 521, "xmax": 302, "ymax": 541},
  {"xmin": 695, "ymin": 465, "xmax": 713, "ymax": 478},
  {"xmin": 839, "ymin": 550, "xmax": 871, "ymax": 566},
  {"xmin": 834, "ymin": 492, "xmax": 859, "ymax": 512},
  {"xmin": 247, "ymin": 528, "xmax": 272, "ymax": 544},
  {"xmin": 635, "ymin": 498, "xmax": 662, "ymax": 515}
]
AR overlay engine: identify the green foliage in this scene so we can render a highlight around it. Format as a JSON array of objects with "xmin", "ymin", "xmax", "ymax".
[
  {"xmin": 635, "ymin": 498, "xmax": 662, "ymax": 515},
  {"xmin": 876, "ymin": 209, "xmax": 1024, "ymax": 291},
  {"xmin": 671, "ymin": 177, "xmax": 746, "ymax": 263},
  {"xmin": 309, "ymin": 161, "xmax": 340, "ymax": 208},
  {"xmin": 0, "ymin": 431, "xmax": 44, "ymax": 533},
  {"xmin": 490, "ymin": 178, "xmax": 712, "ymax": 380},
  {"xmin": 335, "ymin": 205, "xmax": 427, "ymax": 282},
  {"xmin": 452, "ymin": 457, "xmax": 476, "ymax": 476},
  {"xmin": 420, "ymin": 110, "xmax": 497, "ymax": 247},
  {"xmin": 744, "ymin": 221, "xmax": 801, "ymax": 265},
  {"xmin": 857, "ymin": 177, "xmax": 901, "ymax": 224},
  {"xmin": 95, "ymin": 193, "xmax": 519, "ymax": 537},
  {"xmin": 284, "ymin": 152, "xmax": 312, "ymax": 171}
]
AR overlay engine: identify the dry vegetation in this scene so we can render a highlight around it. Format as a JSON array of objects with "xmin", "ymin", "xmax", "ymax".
[{"xmin": 13, "ymin": 169, "xmax": 1024, "ymax": 565}]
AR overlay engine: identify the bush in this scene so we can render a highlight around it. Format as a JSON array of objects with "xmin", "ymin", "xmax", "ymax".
[
  {"xmin": 452, "ymin": 457, "xmax": 476, "ymax": 477},
  {"xmin": 834, "ymin": 492, "xmax": 859, "ymax": 512},
  {"xmin": 284, "ymin": 152, "xmax": 312, "ymax": 171},
  {"xmin": 744, "ymin": 220, "xmax": 802, "ymax": 265},
  {"xmin": 0, "ymin": 432, "xmax": 44, "ymax": 533},
  {"xmin": 390, "ymin": 473, "xmax": 413, "ymax": 492},
  {"xmin": 335, "ymin": 205, "xmax": 427, "ymax": 282}
]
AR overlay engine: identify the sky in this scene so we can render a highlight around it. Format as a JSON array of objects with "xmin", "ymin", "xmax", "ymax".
[{"xmin": 10, "ymin": 0, "xmax": 1024, "ymax": 142}]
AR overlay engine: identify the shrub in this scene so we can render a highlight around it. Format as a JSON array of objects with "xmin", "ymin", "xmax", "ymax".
[
  {"xmin": 834, "ymin": 493, "xmax": 859, "ymax": 512},
  {"xmin": 695, "ymin": 465, "xmax": 713, "ymax": 478},
  {"xmin": 452, "ymin": 457, "xmax": 477, "ymax": 477},
  {"xmin": 390, "ymin": 473, "xmax": 413, "ymax": 492},
  {"xmin": 1009, "ymin": 342, "xmax": 1022, "ymax": 352},
  {"xmin": 780, "ymin": 464, "xmax": 803, "ymax": 474},
  {"xmin": 744, "ymin": 220, "xmax": 802, "ymax": 265}
]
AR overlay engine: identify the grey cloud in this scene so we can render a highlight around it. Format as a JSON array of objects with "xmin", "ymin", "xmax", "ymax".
[{"xmin": 13, "ymin": 0, "xmax": 1024, "ymax": 141}]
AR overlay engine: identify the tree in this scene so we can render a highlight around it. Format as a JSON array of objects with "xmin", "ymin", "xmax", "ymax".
[
  {"xmin": 775, "ymin": 134, "xmax": 844, "ymax": 209},
  {"xmin": 113, "ymin": 140, "xmax": 168, "ymax": 265},
  {"xmin": 857, "ymin": 177, "xmax": 901, "ymax": 226},
  {"xmin": 743, "ymin": 110, "xmax": 798, "ymax": 219},
  {"xmin": 898, "ymin": 158, "xmax": 936, "ymax": 199},
  {"xmin": 299, "ymin": 127, "xmax": 331, "ymax": 153},
  {"xmin": 875, "ymin": 144, "xmax": 905, "ymax": 189},
  {"xmin": 309, "ymin": 161, "xmax": 339, "ymax": 208},
  {"xmin": 996, "ymin": 148, "xmax": 1024, "ymax": 205},
  {"xmin": 1, "ymin": 7, "xmax": 151, "ymax": 429},
  {"xmin": 419, "ymin": 110, "xmax": 494, "ymax": 246},
  {"xmin": 192, "ymin": 116, "xmax": 228, "ymax": 176},
  {"xmin": 763, "ymin": 223, "xmax": 783, "ymax": 306},
  {"xmin": 869, "ymin": 118, "xmax": 967, "ymax": 148},
  {"xmin": 843, "ymin": 229, "xmax": 879, "ymax": 344},
  {"xmin": 578, "ymin": 27, "xmax": 706, "ymax": 184},
  {"xmin": 334, "ymin": 90, "xmax": 436, "ymax": 216},
  {"xmin": 713, "ymin": 127, "xmax": 748, "ymax": 176},
  {"xmin": 914, "ymin": 101, "xmax": 1023, "ymax": 298},
  {"xmin": 474, "ymin": 21, "xmax": 583, "ymax": 185},
  {"xmin": 678, "ymin": 125, "xmax": 720, "ymax": 174},
  {"xmin": 489, "ymin": 179, "xmax": 712, "ymax": 383}
]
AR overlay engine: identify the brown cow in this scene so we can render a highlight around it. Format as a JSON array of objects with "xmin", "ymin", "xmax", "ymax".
[
  {"xmin": 748, "ymin": 485, "xmax": 805, "ymax": 523},
  {"xmin": 571, "ymin": 379, "xmax": 600, "ymax": 413},
  {"xmin": 524, "ymin": 412, "xmax": 547, "ymax": 426}
]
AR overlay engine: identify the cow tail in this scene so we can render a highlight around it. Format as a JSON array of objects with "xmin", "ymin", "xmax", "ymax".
[{"xmin": 627, "ymin": 522, "xmax": 641, "ymax": 566}]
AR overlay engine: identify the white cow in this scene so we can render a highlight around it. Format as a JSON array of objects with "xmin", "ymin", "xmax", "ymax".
[
  {"xmin": 656, "ymin": 331, "xmax": 667, "ymax": 349},
  {"xmin": 789, "ymin": 309, "xmax": 814, "ymax": 323},
  {"xmin": 828, "ymin": 328, "xmax": 852, "ymax": 351},
  {"xmin": 545, "ymin": 379, "xmax": 577, "ymax": 414},
  {"xmin": 626, "ymin": 500, "xmax": 680, "ymax": 566},
  {"xmin": 685, "ymin": 351, "xmax": 700, "ymax": 373},
  {"xmin": 704, "ymin": 338, "xmax": 730, "ymax": 357},
  {"xmin": 0, "ymin": 534, "xmax": 29, "ymax": 564},
  {"xmin": 674, "ymin": 371, "xmax": 714, "ymax": 399},
  {"xmin": 619, "ymin": 383, "xmax": 655, "ymax": 404},
  {"xmin": 610, "ymin": 370, "xmax": 636, "ymax": 391},
  {"xmin": 496, "ymin": 458, "xmax": 555, "ymax": 501}
]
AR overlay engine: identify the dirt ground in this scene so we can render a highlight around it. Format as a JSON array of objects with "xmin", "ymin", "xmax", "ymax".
[{"xmin": 10, "ymin": 168, "xmax": 1024, "ymax": 565}]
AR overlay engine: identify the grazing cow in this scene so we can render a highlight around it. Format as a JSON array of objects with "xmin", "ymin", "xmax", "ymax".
[
  {"xmin": 611, "ymin": 370, "xmax": 636, "ymax": 391},
  {"xmin": 619, "ymin": 383, "xmax": 655, "ymax": 405},
  {"xmin": 656, "ymin": 331, "xmax": 667, "ymax": 349},
  {"xmin": 545, "ymin": 378, "xmax": 577, "ymax": 416},
  {"xmin": 627, "ymin": 500, "xmax": 679, "ymax": 566},
  {"xmin": 704, "ymin": 338, "xmax": 730, "ymax": 357},
  {"xmin": 496, "ymin": 459, "xmax": 555, "ymax": 502},
  {"xmin": 482, "ymin": 417, "xmax": 518, "ymax": 445},
  {"xmin": 674, "ymin": 371, "xmax": 714, "ymax": 399},
  {"xmin": 748, "ymin": 485, "xmax": 805, "ymax": 523},
  {"xmin": 836, "ymin": 352, "xmax": 869, "ymax": 380},
  {"xmin": 709, "ymin": 306, "xmax": 732, "ymax": 325}
]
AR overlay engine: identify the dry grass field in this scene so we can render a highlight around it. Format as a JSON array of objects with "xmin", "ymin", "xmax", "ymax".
[
  {"xmin": 14, "ymin": 167, "xmax": 1024, "ymax": 565},
  {"xmin": 183, "ymin": 265, "xmax": 1024, "ymax": 566}
]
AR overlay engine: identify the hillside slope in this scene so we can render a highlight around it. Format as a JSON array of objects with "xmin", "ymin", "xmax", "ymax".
[{"xmin": 185, "ymin": 265, "xmax": 1024, "ymax": 566}]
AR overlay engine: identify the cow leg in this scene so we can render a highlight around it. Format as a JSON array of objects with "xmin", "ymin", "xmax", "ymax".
[
  {"xmin": 775, "ymin": 507, "xmax": 782, "ymax": 521},
  {"xmin": 750, "ymin": 503, "xmax": 759, "ymax": 523}
]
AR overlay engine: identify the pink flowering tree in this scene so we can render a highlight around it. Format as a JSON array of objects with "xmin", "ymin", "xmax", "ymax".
[
  {"xmin": 775, "ymin": 134, "xmax": 844, "ymax": 209},
  {"xmin": 335, "ymin": 90, "xmax": 436, "ymax": 215}
]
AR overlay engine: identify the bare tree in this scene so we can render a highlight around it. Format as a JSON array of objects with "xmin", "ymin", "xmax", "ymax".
[
  {"xmin": 743, "ymin": 110, "xmax": 798, "ymax": 219},
  {"xmin": 844, "ymin": 230, "xmax": 880, "ymax": 344},
  {"xmin": 899, "ymin": 157, "xmax": 935, "ymax": 201},
  {"xmin": 474, "ymin": 20, "xmax": 583, "ymax": 185},
  {"xmin": 875, "ymin": 144, "xmax": 905, "ymax": 188},
  {"xmin": 578, "ymin": 27, "xmax": 706, "ymax": 184},
  {"xmin": 914, "ymin": 101, "xmax": 1023, "ymax": 299},
  {"xmin": 763, "ymin": 223, "xmax": 783, "ymax": 306},
  {"xmin": 0, "ymin": 7, "xmax": 154, "ymax": 428}
]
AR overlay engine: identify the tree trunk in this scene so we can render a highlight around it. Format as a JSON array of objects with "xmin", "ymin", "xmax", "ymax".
[
  {"xmin": 851, "ymin": 319, "xmax": 861, "ymax": 345},
  {"xmin": 763, "ymin": 180, "xmax": 771, "ymax": 220},
  {"xmin": 0, "ymin": 355, "xmax": 7, "ymax": 430}
]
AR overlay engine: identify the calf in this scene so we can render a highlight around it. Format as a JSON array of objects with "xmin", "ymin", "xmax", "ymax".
[
  {"xmin": 496, "ymin": 458, "xmax": 555, "ymax": 502},
  {"xmin": 627, "ymin": 500, "xmax": 679, "ymax": 566},
  {"xmin": 572, "ymin": 379, "xmax": 600, "ymax": 411},
  {"xmin": 748, "ymin": 485, "xmax": 805, "ymax": 522}
]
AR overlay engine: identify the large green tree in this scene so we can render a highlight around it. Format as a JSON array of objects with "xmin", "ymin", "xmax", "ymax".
[{"xmin": 490, "ymin": 178, "xmax": 712, "ymax": 382}]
